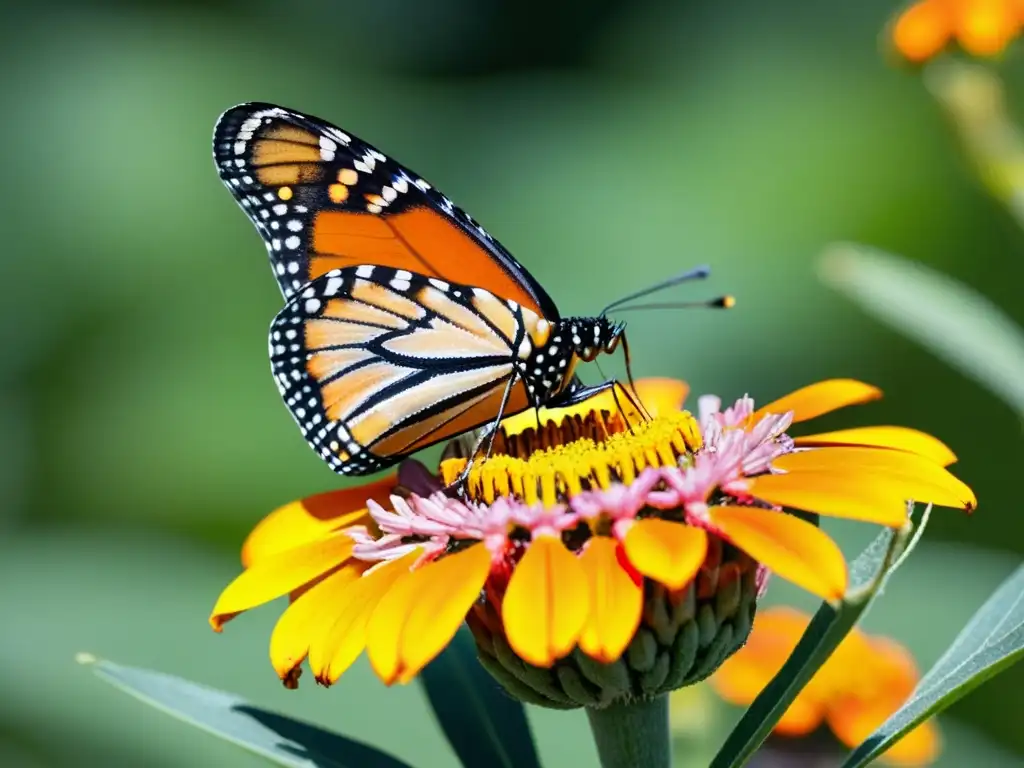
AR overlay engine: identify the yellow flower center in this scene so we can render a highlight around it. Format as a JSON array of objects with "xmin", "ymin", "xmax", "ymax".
[{"xmin": 441, "ymin": 409, "xmax": 702, "ymax": 507}]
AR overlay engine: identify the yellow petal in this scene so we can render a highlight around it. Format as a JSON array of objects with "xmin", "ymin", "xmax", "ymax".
[
  {"xmin": 578, "ymin": 537, "xmax": 643, "ymax": 663},
  {"xmin": 502, "ymin": 535, "xmax": 589, "ymax": 667},
  {"xmin": 622, "ymin": 519, "xmax": 708, "ymax": 590},
  {"xmin": 210, "ymin": 533, "xmax": 355, "ymax": 631},
  {"xmin": 241, "ymin": 474, "xmax": 396, "ymax": 566},
  {"xmin": 392, "ymin": 544, "xmax": 491, "ymax": 684},
  {"xmin": 754, "ymin": 380, "xmax": 882, "ymax": 424},
  {"xmin": 633, "ymin": 378, "xmax": 689, "ymax": 417},
  {"xmin": 750, "ymin": 472, "xmax": 909, "ymax": 527},
  {"xmin": 363, "ymin": 558, "xmax": 424, "ymax": 685},
  {"xmin": 268, "ymin": 564, "xmax": 363, "ymax": 682},
  {"xmin": 710, "ymin": 506, "xmax": 848, "ymax": 602},
  {"xmin": 310, "ymin": 550, "xmax": 419, "ymax": 685},
  {"xmin": 793, "ymin": 426, "xmax": 957, "ymax": 466},
  {"xmin": 772, "ymin": 447, "xmax": 976, "ymax": 511}
]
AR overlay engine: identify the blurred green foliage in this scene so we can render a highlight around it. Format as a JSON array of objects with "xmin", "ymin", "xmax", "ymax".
[{"xmin": 0, "ymin": 0, "xmax": 1021, "ymax": 765}]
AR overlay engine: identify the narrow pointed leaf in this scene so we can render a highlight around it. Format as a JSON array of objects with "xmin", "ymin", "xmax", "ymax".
[
  {"xmin": 821, "ymin": 243, "xmax": 1024, "ymax": 417},
  {"xmin": 841, "ymin": 564, "xmax": 1024, "ymax": 768},
  {"xmin": 83, "ymin": 656, "xmax": 413, "ymax": 768},
  {"xmin": 419, "ymin": 628, "xmax": 542, "ymax": 768}
]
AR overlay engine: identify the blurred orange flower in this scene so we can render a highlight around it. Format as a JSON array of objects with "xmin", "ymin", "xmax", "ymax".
[
  {"xmin": 891, "ymin": 0, "xmax": 1024, "ymax": 62},
  {"xmin": 709, "ymin": 607, "xmax": 940, "ymax": 766}
]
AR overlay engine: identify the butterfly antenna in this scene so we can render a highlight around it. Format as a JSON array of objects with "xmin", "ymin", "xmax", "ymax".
[
  {"xmin": 600, "ymin": 265, "xmax": 712, "ymax": 317},
  {"xmin": 611, "ymin": 295, "xmax": 736, "ymax": 313}
]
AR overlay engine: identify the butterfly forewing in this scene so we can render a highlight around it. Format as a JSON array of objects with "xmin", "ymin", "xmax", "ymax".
[
  {"xmin": 271, "ymin": 265, "xmax": 535, "ymax": 475},
  {"xmin": 213, "ymin": 102, "xmax": 560, "ymax": 318}
]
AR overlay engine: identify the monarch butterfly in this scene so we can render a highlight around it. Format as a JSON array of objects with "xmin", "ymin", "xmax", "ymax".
[{"xmin": 213, "ymin": 103, "xmax": 719, "ymax": 476}]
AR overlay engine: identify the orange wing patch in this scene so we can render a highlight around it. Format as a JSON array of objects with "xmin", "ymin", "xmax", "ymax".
[
  {"xmin": 310, "ymin": 208, "xmax": 547, "ymax": 314},
  {"xmin": 250, "ymin": 125, "xmax": 327, "ymax": 187},
  {"xmin": 215, "ymin": 103, "xmax": 560, "ymax": 316}
]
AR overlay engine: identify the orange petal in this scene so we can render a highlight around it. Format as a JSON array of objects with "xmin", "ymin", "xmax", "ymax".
[
  {"xmin": 892, "ymin": 1, "xmax": 953, "ymax": 62},
  {"xmin": 622, "ymin": 519, "xmax": 708, "ymax": 590},
  {"xmin": 771, "ymin": 447, "xmax": 976, "ymax": 512},
  {"xmin": 711, "ymin": 634, "xmax": 788, "ymax": 704},
  {"xmin": 709, "ymin": 506, "xmax": 848, "ymax": 601},
  {"xmin": 828, "ymin": 700, "xmax": 941, "ymax": 766},
  {"xmin": 713, "ymin": 652, "xmax": 826, "ymax": 736},
  {"xmin": 502, "ymin": 535, "xmax": 589, "ymax": 667},
  {"xmin": 393, "ymin": 544, "xmax": 492, "ymax": 683},
  {"xmin": 793, "ymin": 426, "xmax": 957, "ymax": 466},
  {"xmin": 956, "ymin": 0, "xmax": 1018, "ymax": 56},
  {"xmin": 578, "ymin": 537, "xmax": 643, "ymax": 663},
  {"xmin": 268, "ymin": 563, "xmax": 363, "ymax": 681},
  {"xmin": 711, "ymin": 606, "xmax": 828, "ymax": 735},
  {"xmin": 775, "ymin": 697, "xmax": 829, "ymax": 737},
  {"xmin": 754, "ymin": 379, "xmax": 882, "ymax": 424},
  {"xmin": 241, "ymin": 474, "xmax": 396, "ymax": 566},
  {"xmin": 865, "ymin": 635, "xmax": 921, "ymax": 702},
  {"xmin": 310, "ymin": 550, "xmax": 419, "ymax": 685},
  {"xmin": 210, "ymin": 533, "xmax": 356, "ymax": 631},
  {"xmin": 633, "ymin": 378, "xmax": 690, "ymax": 417}
]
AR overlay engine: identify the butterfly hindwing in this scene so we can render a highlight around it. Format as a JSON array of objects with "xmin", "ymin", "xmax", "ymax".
[
  {"xmin": 214, "ymin": 102, "xmax": 560, "ymax": 319},
  {"xmin": 270, "ymin": 265, "xmax": 535, "ymax": 474}
]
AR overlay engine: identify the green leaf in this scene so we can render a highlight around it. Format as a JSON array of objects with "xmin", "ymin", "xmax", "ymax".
[
  {"xmin": 841, "ymin": 564, "xmax": 1024, "ymax": 768},
  {"xmin": 709, "ymin": 511, "xmax": 920, "ymax": 768},
  {"xmin": 419, "ymin": 628, "xmax": 542, "ymax": 768},
  {"xmin": 820, "ymin": 243, "xmax": 1024, "ymax": 416},
  {"xmin": 83, "ymin": 656, "xmax": 414, "ymax": 768}
]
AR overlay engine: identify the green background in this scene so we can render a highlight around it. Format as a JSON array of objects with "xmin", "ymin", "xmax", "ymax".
[{"xmin": 0, "ymin": 0, "xmax": 1020, "ymax": 765}]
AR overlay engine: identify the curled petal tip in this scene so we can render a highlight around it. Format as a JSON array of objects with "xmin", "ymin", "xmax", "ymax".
[{"xmin": 281, "ymin": 667, "xmax": 302, "ymax": 690}]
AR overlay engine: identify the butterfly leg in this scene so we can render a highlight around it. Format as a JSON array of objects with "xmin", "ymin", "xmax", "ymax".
[
  {"xmin": 486, "ymin": 372, "xmax": 519, "ymax": 461},
  {"xmin": 618, "ymin": 332, "xmax": 651, "ymax": 422},
  {"xmin": 448, "ymin": 371, "xmax": 520, "ymax": 493}
]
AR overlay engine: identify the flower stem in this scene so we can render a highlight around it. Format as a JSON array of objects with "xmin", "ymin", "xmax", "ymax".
[{"xmin": 586, "ymin": 695, "xmax": 671, "ymax": 768}]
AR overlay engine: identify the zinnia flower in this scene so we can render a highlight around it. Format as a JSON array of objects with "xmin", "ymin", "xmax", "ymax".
[
  {"xmin": 890, "ymin": 0, "xmax": 1024, "ymax": 62},
  {"xmin": 209, "ymin": 378, "xmax": 974, "ymax": 707},
  {"xmin": 707, "ymin": 606, "xmax": 940, "ymax": 766}
]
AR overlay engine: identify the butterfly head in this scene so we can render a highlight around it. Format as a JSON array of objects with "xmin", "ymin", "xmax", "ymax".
[
  {"xmin": 571, "ymin": 316, "xmax": 625, "ymax": 362},
  {"xmin": 518, "ymin": 315, "xmax": 625, "ymax": 406}
]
